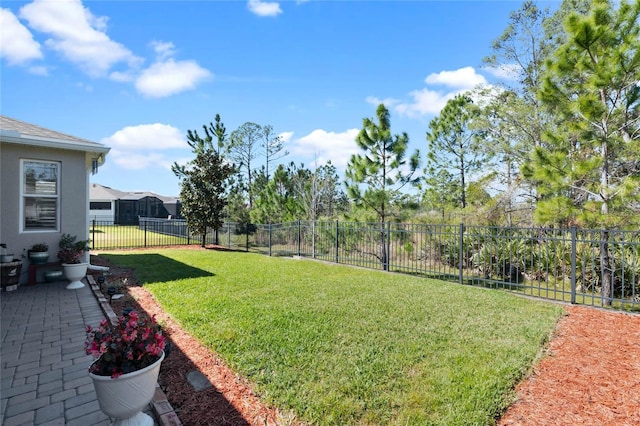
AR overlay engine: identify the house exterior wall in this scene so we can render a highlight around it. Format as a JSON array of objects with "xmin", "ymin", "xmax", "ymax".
[
  {"xmin": 90, "ymin": 200, "xmax": 116, "ymax": 224},
  {"xmin": 1, "ymin": 142, "xmax": 91, "ymax": 283}
]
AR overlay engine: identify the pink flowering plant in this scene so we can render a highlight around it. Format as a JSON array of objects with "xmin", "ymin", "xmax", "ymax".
[
  {"xmin": 58, "ymin": 233, "xmax": 90, "ymax": 264},
  {"xmin": 85, "ymin": 311, "xmax": 165, "ymax": 378}
]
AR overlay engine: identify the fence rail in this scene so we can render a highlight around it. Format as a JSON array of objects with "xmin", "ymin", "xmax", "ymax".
[{"xmin": 90, "ymin": 218, "xmax": 640, "ymax": 312}]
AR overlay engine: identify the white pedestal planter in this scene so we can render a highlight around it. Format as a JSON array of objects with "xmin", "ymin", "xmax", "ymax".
[
  {"xmin": 62, "ymin": 263, "xmax": 89, "ymax": 289},
  {"xmin": 89, "ymin": 352, "xmax": 165, "ymax": 426}
]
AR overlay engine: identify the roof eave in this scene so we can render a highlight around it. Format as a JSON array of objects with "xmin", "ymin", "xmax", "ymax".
[{"xmin": 0, "ymin": 132, "xmax": 111, "ymax": 156}]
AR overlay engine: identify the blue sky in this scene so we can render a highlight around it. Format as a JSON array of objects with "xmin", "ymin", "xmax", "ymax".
[{"xmin": 1, "ymin": 0, "xmax": 551, "ymax": 197}]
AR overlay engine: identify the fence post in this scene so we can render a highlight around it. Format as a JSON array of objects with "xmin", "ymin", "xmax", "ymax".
[
  {"xmin": 335, "ymin": 220, "xmax": 339, "ymax": 263},
  {"xmin": 385, "ymin": 221, "xmax": 391, "ymax": 272},
  {"xmin": 269, "ymin": 224, "xmax": 272, "ymax": 257},
  {"xmin": 459, "ymin": 223, "xmax": 465, "ymax": 285},
  {"xmin": 570, "ymin": 226, "xmax": 577, "ymax": 304},
  {"xmin": 227, "ymin": 222, "xmax": 231, "ymax": 248},
  {"xmin": 246, "ymin": 224, "xmax": 249, "ymax": 252},
  {"xmin": 312, "ymin": 221, "xmax": 316, "ymax": 259},
  {"xmin": 91, "ymin": 219, "xmax": 96, "ymax": 250},
  {"xmin": 144, "ymin": 219, "xmax": 148, "ymax": 248},
  {"xmin": 298, "ymin": 220, "xmax": 302, "ymax": 257}
]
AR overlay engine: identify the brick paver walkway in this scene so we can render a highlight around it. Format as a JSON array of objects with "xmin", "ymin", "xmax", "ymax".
[{"xmin": 1, "ymin": 281, "xmax": 110, "ymax": 425}]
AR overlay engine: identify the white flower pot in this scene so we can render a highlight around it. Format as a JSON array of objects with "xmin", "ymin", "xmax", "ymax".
[
  {"xmin": 89, "ymin": 351, "xmax": 165, "ymax": 426},
  {"xmin": 62, "ymin": 262, "xmax": 89, "ymax": 289}
]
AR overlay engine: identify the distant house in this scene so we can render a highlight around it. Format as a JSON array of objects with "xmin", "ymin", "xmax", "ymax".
[
  {"xmin": 90, "ymin": 183, "xmax": 181, "ymax": 225},
  {"xmin": 0, "ymin": 115, "xmax": 110, "ymax": 282}
]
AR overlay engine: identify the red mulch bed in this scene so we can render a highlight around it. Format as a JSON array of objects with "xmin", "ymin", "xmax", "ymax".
[
  {"xmin": 90, "ymin": 250, "xmax": 640, "ymax": 426},
  {"xmin": 498, "ymin": 305, "xmax": 640, "ymax": 426}
]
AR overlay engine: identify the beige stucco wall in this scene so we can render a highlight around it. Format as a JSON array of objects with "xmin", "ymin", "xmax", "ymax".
[{"xmin": 1, "ymin": 142, "xmax": 91, "ymax": 283}]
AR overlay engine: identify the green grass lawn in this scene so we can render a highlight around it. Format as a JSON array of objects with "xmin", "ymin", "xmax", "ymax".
[
  {"xmin": 90, "ymin": 225, "xmax": 190, "ymax": 249},
  {"xmin": 102, "ymin": 248, "xmax": 563, "ymax": 425}
]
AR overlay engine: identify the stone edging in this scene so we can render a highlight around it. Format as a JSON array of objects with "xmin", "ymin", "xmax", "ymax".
[{"xmin": 86, "ymin": 274, "xmax": 182, "ymax": 426}]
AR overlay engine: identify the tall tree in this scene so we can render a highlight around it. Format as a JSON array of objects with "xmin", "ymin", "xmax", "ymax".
[
  {"xmin": 229, "ymin": 122, "xmax": 262, "ymax": 209},
  {"xmin": 300, "ymin": 161, "xmax": 344, "ymax": 220},
  {"xmin": 426, "ymin": 94, "xmax": 487, "ymax": 209},
  {"xmin": 420, "ymin": 168, "xmax": 458, "ymax": 219},
  {"xmin": 530, "ymin": 0, "xmax": 640, "ymax": 304},
  {"xmin": 533, "ymin": 0, "xmax": 640, "ymax": 226},
  {"xmin": 262, "ymin": 125, "xmax": 288, "ymax": 178},
  {"xmin": 480, "ymin": 0, "xmax": 592, "ymax": 223},
  {"xmin": 210, "ymin": 113, "xmax": 228, "ymax": 154},
  {"xmin": 251, "ymin": 163, "xmax": 305, "ymax": 224},
  {"xmin": 172, "ymin": 122, "xmax": 235, "ymax": 246},
  {"xmin": 345, "ymin": 103, "xmax": 421, "ymax": 269},
  {"xmin": 475, "ymin": 88, "xmax": 536, "ymax": 225}
]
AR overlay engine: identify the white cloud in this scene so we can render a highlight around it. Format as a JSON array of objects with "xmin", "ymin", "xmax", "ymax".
[
  {"xmin": 11, "ymin": 2, "xmax": 209, "ymax": 97},
  {"xmin": 109, "ymin": 70, "xmax": 136, "ymax": 83},
  {"xmin": 290, "ymin": 128, "xmax": 360, "ymax": 169},
  {"xmin": 19, "ymin": 0, "xmax": 140, "ymax": 76},
  {"xmin": 279, "ymin": 131, "xmax": 294, "ymax": 144},
  {"xmin": 0, "ymin": 8, "xmax": 42, "ymax": 65},
  {"xmin": 135, "ymin": 59, "xmax": 212, "ymax": 98},
  {"xmin": 424, "ymin": 66, "xmax": 487, "ymax": 89},
  {"xmin": 108, "ymin": 150, "xmax": 171, "ymax": 171},
  {"xmin": 483, "ymin": 64, "xmax": 520, "ymax": 81},
  {"xmin": 101, "ymin": 123, "xmax": 188, "ymax": 171},
  {"xmin": 28, "ymin": 65, "xmax": 49, "ymax": 76},
  {"xmin": 387, "ymin": 66, "xmax": 490, "ymax": 119},
  {"xmin": 101, "ymin": 123, "xmax": 186, "ymax": 151},
  {"xmin": 76, "ymin": 81, "xmax": 93, "ymax": 92},
  {"xmin": 395, "ymin": 88, "xmax": 457, "ymax": 118},
  {"xmin": 150, "ymin": 40, "xmax": 176, "ymax": 61},
  {"xmin": 365, "ymin": 96, "xmax": 400, "ymax": 108},
  {"xmin": 247, "ymin": 0, "xmax": 282, "ymax": 17}
]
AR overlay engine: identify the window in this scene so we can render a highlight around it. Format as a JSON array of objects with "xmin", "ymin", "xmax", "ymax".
[
  {"xmin": 21, "ymin": 160, "xmax": 60, "ymax": 231},
  {"xmin": 90, "ymin": 202, "xmax": 111, "ymax": 210}
]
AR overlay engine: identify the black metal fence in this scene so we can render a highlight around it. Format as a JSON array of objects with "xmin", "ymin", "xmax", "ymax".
[{"xmin": 90, "ymin": 218, "xmax": 640, "ymax": 312}]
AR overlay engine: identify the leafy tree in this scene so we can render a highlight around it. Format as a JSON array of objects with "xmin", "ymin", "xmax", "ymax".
[
  {"xmin": 262, "ymin": 125, "xmax": 288, "ymax": 178},
  {"xmin": 420, "ymin": 168, "xmax": 458, "ymax": 218},
  {"xmin": 301, "ymin": 161, "xmax": 345, "ymax": 220},
  {"xmin": 172, "ymin": 121, "xmax": 235, "ymax": 246},
  {"xmin": 474, "ymin": 88, "xmax": 537, "ymax": 225},
  {"xmin": 530, "ymin": 0, "xmax": 640, "ymax": 303},
  {"xmin": 345, "ymin": 103, "xmax": 420, "ymax": 269},
  {"xmin": 533, "ymin": 0, "xmax": 639, "ymax": 227},
  {"xmin": 251, "ymin": 163, "xmax": 305, "ymax": 224},
  {"xmin": 426, "ymin": 94, "xmax": 487, "ymax": 209},
  {"xmin": 484, "ymin": 1, "xmax": 551, "ymax": 109},
  {"xmin": 480, "ymin": 0, "xmax": 591, "ymax": 224},
  {"xmin": 229, "ymin": 122, "xmax": 263, "ymax": 208}
]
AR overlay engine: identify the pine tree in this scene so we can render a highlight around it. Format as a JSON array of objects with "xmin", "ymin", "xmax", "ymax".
[
  {"xmin": 345, "ymin": 103, "xmax": 420, "ymax": 270},
  {"xmin": 425, "ymin": 94, "xmax": 486, "ymax": 209},
  {"xmin": 531, "ymin": 0, "xmax": 640, "ymax": 304}
]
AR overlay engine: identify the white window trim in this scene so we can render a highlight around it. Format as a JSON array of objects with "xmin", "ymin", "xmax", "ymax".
[{"xmin": 20, "ymin": 159, "xmax": 60, "ymax": 233}]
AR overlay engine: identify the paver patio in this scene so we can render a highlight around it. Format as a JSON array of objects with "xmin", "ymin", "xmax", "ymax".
[{"xmin": 1, "ymin": 280, "xmax": 111, "ymax": 425}]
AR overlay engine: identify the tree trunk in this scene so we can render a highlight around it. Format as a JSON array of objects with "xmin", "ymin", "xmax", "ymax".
[
  {"xmin": 380, "ymin": 220, "xmax": 388, "ymax": 271},
  {"xmin": 600, "ymin": 230, "xmax": 613, "ymax": 306}
]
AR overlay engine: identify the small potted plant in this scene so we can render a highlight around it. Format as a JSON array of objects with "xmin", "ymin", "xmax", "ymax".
[
  {"xmin": 86, "ymin": 311, "xmax": 166, "ymax": 425},
  {"xmin": 28, "ymin": 243, "xmax": 50, "ymax": 264},
  {"xmin": 58, "ymin": 234, "xmax": 90, "ymax": 289}
]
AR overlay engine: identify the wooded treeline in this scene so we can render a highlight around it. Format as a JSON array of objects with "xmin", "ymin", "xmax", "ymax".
[{"xmin": 174, "ymin": 0, "xmax": 639, "ymax": 243}]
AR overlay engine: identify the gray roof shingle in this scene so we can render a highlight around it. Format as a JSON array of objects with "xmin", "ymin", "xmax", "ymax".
[{"xmin": 0, "ymin": 115, "xmax": 105, "ymax": 148}]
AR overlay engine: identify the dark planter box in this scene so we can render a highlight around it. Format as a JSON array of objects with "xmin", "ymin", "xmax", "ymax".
[{"xmin": 1, "ymin": 260, "xmax": 23, "ymax": 290}]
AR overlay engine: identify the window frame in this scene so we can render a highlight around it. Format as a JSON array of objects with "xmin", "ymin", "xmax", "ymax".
[
  {"xmin": 90, "ymin": 202, "xmax": 112, "ymax": 210},
  {"xmin": 20, "ymin": 159, "xmax": 61, "ymax": 233}
]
